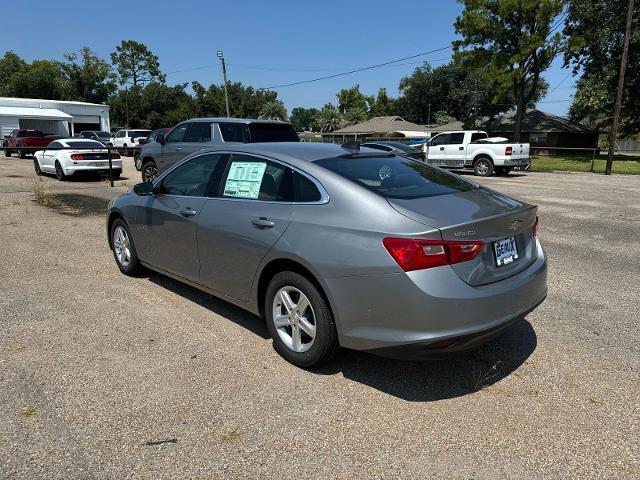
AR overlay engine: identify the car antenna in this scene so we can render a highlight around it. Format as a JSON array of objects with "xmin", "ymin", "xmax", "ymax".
[{"xmin": 341, "ymin": 141, "xmax": 360, "ymax": 154}]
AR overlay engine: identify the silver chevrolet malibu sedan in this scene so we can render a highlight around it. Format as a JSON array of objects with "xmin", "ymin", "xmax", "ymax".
[{"xmin": 107, "ymin": 142, "xmax": 547, "ymax": 367}]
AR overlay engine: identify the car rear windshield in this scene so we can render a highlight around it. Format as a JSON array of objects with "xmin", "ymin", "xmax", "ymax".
[
  {"xmin": 315, "ymin": 155, "xmax": 475, "ymax": 199},
  {"xmin": 66, "ymin": 141, "xmax": 105, "ymax": 148},
  {"xmin": 96, "ymin": 131, "xmax": 111, "ymax": 138},
  {"xmin": 131, "ymin": 130, "xmax": 150, "ymax": 138},
  {"xmin": 19, "ymin": 130, "xmax": 45, "ymax": 137},
  {"xmin": 247, "ymin": 123, "xmax": 299, "ymax": 143}
]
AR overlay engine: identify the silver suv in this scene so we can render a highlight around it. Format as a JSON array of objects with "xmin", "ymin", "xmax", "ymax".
[{"xmin": 139, "ymin": 118, "xmax": 299, "ymax": 182}]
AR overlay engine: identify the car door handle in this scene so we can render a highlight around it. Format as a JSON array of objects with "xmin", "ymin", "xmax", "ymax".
[
  {"xmin": 180, "ymin": 207, "xmax": 197, "ymax": 217},
  {"xmin": 252, "ymin": 217, "xmax": 275, "ymax": 228},
  {"xmin": 459, "ymin": 146, "xmax": 464, "ymax": 150},
  {"xmin": 440, "ymin": 146, "xmax": 444, "ymax": 150},
  {"xmin": 176, "ymin": 147, "xmax": 182, "ymax": 151}
]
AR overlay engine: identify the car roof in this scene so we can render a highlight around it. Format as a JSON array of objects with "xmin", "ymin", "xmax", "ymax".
[
  {"xmin": 196, "ymin": 142, "xmax": 384, "ymax": 163},
  {"xmin": 184, "ymin": 117, "xmax": 291, "ymax": 125}
]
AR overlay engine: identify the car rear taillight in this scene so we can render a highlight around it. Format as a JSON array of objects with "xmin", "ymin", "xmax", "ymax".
[
  {"xmin": 70, "ymin": 154, "xmax": 84, "ymax": 160},
  {"xmin": 532, "ymin": 216, "xmax": 539, "ymax": 238},
  {"xmin": 110, "ymin": 153, "xmax": 121, "ymax": 159},
  {"xmin": 382, "ymin": 238, "xmax": 484, "ymax": 272},
  {"xmin": 505, "ymin": 146, "xmax": 513, "ymax": 155}
]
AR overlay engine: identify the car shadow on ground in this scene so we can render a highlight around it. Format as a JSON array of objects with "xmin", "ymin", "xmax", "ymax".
[
  {"xmin": 457, "ymin": 170, "xmax": 529, "ymax": 179},
  {"xmin": 146, "ymin": 271, "xmax": 537, "ymax": 402}
]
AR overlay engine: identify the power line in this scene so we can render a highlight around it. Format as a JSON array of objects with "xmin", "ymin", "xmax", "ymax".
[
  {"xmin": 225, "ymin": 57, "xmax": 451, "ymax": 73},
  {"xmin": 261, "ymin": 46, "xmax": 452, "ymax": 89}
]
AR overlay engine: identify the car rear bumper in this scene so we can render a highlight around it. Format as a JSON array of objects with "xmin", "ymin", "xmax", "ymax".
[
  {"xmin": 324, "ymin": 239, "xmax": 547, "ymax": 356},
  {"xmin": 64, "ymin": 161, "xmax": 123, "ymax": 174},
  {"xmin": 504, "ymin": 157, "xmax": 531, "ymax": 167}
]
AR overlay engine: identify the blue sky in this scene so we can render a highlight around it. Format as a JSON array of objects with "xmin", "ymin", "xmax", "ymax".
[{"xmin": 2, "ymin": 0, "xmax": 575, "ymax": 116}]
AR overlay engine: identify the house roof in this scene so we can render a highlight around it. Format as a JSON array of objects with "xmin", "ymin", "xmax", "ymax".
[
  {"xmin": 329, "ymin": 116, "xmax": 430, "ymax": 135},
  {"xmin": 0, "ymin": 106, "xmax": 72, "ymax": 120},
  {"xmin": 483, "ymin": 109, "xmax": 596, "ymax": 133}
]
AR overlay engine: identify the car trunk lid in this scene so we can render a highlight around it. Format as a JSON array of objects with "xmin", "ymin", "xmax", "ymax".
[{"xmin": 387, "ymin": 188, "xmax": 538, "ymax": 286}]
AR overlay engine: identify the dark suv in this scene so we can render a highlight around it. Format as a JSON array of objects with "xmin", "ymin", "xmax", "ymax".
[{"xmin": 139, "ymin": 118, "xmax": 299, "ymax": 182}]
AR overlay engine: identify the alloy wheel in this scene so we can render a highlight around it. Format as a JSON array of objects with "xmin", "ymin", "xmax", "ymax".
[
  {"xmin": 142, "ymin": 163, "xmax": 158, "ymax": 182},
  {"xmin": 113, "ymin": 226, "xmax": 132, "ymax": 267},
  {"xmin": 272, "ymin": 286, "xmax": 317, "ymax": 353}
]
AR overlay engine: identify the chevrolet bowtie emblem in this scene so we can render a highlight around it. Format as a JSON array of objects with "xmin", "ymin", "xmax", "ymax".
[{"xmin": 509, "ymin": 220, "xmax": 522, "ymax": 231}]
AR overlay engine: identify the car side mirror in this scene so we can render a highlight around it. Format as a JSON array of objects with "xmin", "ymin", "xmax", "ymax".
[
  {"xmin": 133, "ymin": 182, "xmax": 155, "ymax": 195},
  {"xmin": 156, "ymin": 134, "xmax": 165, "ymax": 145}
]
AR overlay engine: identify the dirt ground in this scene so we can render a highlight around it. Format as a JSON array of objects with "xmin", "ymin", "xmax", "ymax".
[{"xmin": 0, "ymin": 155, "xmax": 638, "ymax": 479}]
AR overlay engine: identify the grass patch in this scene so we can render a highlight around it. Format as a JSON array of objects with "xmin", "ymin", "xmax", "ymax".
[
  {"xmin": 33, "ymin": 179, "xmax": 64, "ymax": 208},
  {"xmin": 531, "ymin": 153, "xmax": 640, "ymax": 174},
  {"xmin": 21, "ymin": 405, "xmax": 37, "ymax": 417},
  {"xmin": 218, "ymin": 427, "xmax": 239, "ymax": 443}
]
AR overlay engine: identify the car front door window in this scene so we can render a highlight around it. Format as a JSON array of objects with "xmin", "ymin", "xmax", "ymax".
[
  {"xmin": 160, "ymin": 153, "xmax": 224, "ymax": 197},
  {"xmin": 166, "ymin": 124, "xmax": 187, "ymax": 143}
]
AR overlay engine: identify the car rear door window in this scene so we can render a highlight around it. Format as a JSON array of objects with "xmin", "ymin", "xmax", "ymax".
[
  {"xmin": 221, "ymin": 154, "xmax": 294, "ymax": 201},
  {"xmin": 247, "ymin": 124, "xmax": 299, "ymax": 142},
  {"xmin": 184, "ymin": 122, "xmax": 212, "ymax": 142},
  {"xmin": 219, "ymin": 123, "xmax": 246, "ymax": 142},
  {"xmin": 293, "ymin": 172, "xmax": 322, "ymax": 202},
  {"xmin": 448, "ymin": 133, "xmax": 465, "ymax": 144},
  {"xmin": 161, "ymin": 153, "xmax": 226, "ymax": 197}
]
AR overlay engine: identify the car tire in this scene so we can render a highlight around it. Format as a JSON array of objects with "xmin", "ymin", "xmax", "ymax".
[
  {"xmin": 111, "ymin": 218, "xmax": 142, "ymax": 276},
  {"xmin": 265, "ymin": 271, "xmax": 340, "ymax": 368},
  {"xmin": 141, "ymin": 161, "xmax": 158, "ymax": 183},
  {"xmin": 55, "ymin": 161, "xmax": 67, "ymax": 181},
  {"xmin": 19, "ymin": 149, "xmax": 27, "ymax": 159},
  {"xmin": 473, "ymin": 156, "xmax": 494, "ymax": 177},
  {"xmin": 134, "ymin": 153, "xmax": 142, "ymax": 171},
  {"xmin": 504, "ymin": 167, "xmax": 513, "ymax": 175},
  {"xmin": 4, "ymin": 149, "xmax": 10, "ymax": 157},
  {"xmin": 34, "ymin": 159, "xmax": 43, "ymax": 176},
  {"xmin": 122, "ymin": 143, "xmax": 129, "ymax": 157},
  {"xmin": 111, "ymin": 169, "xmax": 122, "ymax": 180}
]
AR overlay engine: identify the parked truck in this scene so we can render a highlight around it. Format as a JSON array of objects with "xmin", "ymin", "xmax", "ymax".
[
  {"xmin": 418, "ymin": 130, "xmax": 530, "ymax": 176},
  {"xmin": 3, "ymin": 129, "xmax": 60, "ymax": 159}
]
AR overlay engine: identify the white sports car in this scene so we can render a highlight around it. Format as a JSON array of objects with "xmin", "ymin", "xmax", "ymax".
[{"xmin": 33, "ymin": 138, "xmax": 123, "ymax": 181}]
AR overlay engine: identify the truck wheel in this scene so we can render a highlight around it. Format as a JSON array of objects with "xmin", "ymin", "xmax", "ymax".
[
  {"xmin": 19, "ymin": 149, "xmax": 27, "ymax": 159},
  {"xmin": 4, "ymin": 149, "xmax": 10, "ymax": 157},
  {"xmin": 494, "ymin": 166, "xmax": 505, "ymax": 176},
  {"xmin": 122, "ymin": 144, "xmax": 129, "ymax": 157},
  {"xmin": 504, "ymin": 167, "xmax": 513, "ymax": 175},
  {"xmin": 473, "ymin": 157, "xmax": 494, "ymax": 177}
]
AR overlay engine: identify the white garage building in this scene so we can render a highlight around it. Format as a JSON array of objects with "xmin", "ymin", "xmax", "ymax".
[{"xmin": 0, "ymin": 97, "xmax": 110, "ymax": 138}]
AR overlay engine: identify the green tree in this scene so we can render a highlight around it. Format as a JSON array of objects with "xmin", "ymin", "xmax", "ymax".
[
  {"xmin": 258, "ymin": 100, "xmax": 288, "ymax": 121},
  {"xmin": 314, "ymin": 103, "xmax": 344, "ymax": 132},
  {"xmin": 110, "ymin": 40, "xmax": 165, "ymax": 87},
  {"xmin": 454, "ymin": 0, "xmax": 564, "ymax": 140},
  {"xmin": 344, "ymin": 106, "xmax": 368, "ymax": 125},
  {"xmin": 192, "ymin": 81, "xmax": 280, "ymax": 119},
  {"xmin": 61, "ymin": 47, "xmax": 116, "ymax": 103},
  {"xmin": 0, "ymin": 51, "xmax": 27, "ymax": 96},
  {"xmin": 8, "ymin": 60, "xmax": 66, "ymax": 99},
  {"xmin": 564, "ymin": 0, "xmax": 640, "ymax": 136},
  {"xmin": 336, "ymin": 84, "xmax": 373, "ymax": 114},
  {"xmin": 289, "ymin": 107, "xmax": 319, "ymax": 131},
  {"xmin": 369, "ymin": 88, "xmax": 397, "ymax": 117}
]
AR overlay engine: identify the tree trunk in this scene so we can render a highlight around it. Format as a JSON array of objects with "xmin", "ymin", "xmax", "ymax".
[{"xmin": 513, "ymin": 81, "xmax": 526, "ymax": 143}]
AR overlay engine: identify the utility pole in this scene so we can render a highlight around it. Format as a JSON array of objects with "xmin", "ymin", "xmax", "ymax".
[
  {"xmin": 427, "ymin": 104, "xmax": 431, "ymax": 125},
  {"xmin": 606, "ymin": 0, "xmax": 635, "ymax": 175},
  {"xmin": 217, "ymin": 50, "xmax": 231, "ymax": 118}
]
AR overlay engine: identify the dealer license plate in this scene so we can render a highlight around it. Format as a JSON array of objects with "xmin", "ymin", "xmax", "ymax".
[{"xmin": 493, "ymin": 236, "xmax": 518, "ymax": 267}]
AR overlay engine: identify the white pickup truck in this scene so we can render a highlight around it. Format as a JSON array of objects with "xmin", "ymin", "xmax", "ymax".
[{"xmin": 419, "ymin": 130, "xmax": 530, "ymax": 176}]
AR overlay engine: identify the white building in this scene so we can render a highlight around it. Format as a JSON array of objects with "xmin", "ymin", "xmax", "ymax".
[{"xmin": 0, "ymin": 97, "xmax": 110, "ymax": 138}]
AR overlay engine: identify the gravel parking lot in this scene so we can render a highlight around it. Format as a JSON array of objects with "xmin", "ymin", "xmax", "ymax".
[{"xmin": 1, "ymin": 156, "xmax": 638, "ymax": 479}]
